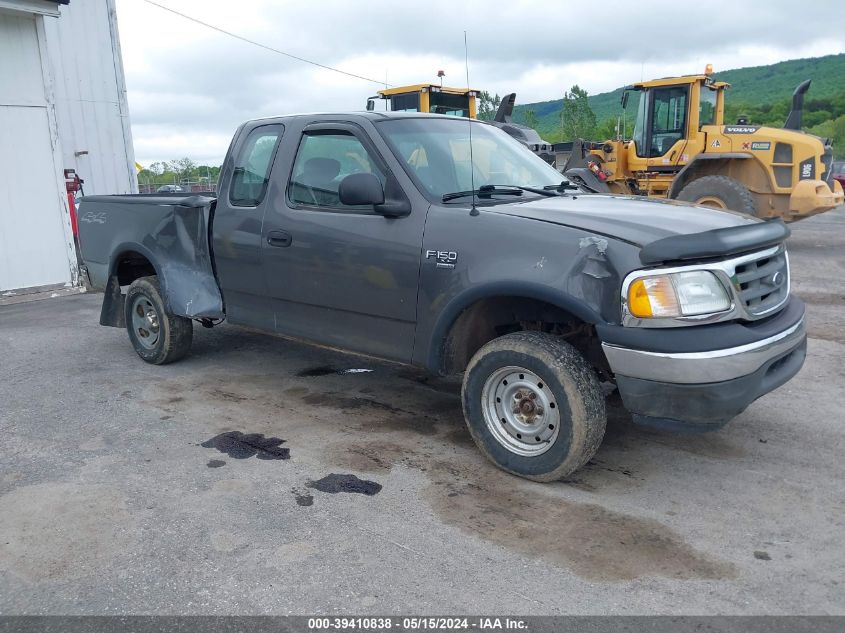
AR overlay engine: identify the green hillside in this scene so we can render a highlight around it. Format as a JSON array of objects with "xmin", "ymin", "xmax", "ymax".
[{"xmin": 513, "ymin": 53, "xmax": 845, "ymax": 142}]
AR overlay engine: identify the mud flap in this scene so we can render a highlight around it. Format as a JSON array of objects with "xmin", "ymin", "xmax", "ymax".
[{"xmin": 99, "ymin": 275, "xmax": 125, "ymax": 328}]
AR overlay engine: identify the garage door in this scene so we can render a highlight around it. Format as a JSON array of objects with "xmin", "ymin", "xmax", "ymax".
[{"xmin": 0, "ymin": 11, "xmax": 74, "ymax": 292}]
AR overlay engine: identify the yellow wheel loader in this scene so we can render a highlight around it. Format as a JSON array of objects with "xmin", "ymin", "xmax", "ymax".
[{"xmin": 562, "ymin": 67, "xmax": 843, "ymax": 221}]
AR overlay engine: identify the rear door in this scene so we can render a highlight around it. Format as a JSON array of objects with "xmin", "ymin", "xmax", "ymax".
[
  {"xmin": 260, "ymin": 119, "xmax": 426, "ymax": 362},
  {"xmin": 213, "ymin": 123, "xmax": 285, "ymax": 329}
]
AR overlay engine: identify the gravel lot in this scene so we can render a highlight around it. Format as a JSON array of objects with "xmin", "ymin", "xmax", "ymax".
[{"xmin": 1, "ymin": 207, "xmax": 843, "ymax": 615}]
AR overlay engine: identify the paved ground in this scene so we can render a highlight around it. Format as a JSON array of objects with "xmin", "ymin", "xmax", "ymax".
[{"xmin": 1, "ymin": 208, "xmax": 844, "ymax": 615}]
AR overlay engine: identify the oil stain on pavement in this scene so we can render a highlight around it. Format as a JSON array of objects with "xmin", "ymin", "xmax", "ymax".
[
  {"xmin": 428, "ymin": 478, "xmax": 737, "ymax": 582},
  {"xmin": 201, "ymin": 431, "xmax": 290, "ymax": 460},
  {"xmin": 306, "ymin": 474, "xmax": 382, "ymax": 496},
  {"xmin": 323, "ymin": 439, "xmax": 735, "ymax": 582},
  {"xmin": 297, "ymin": 365, "xmax": 338, "ymax": 377},
  {"xmin": 292, "ymin": 489, "xmax": 315, "ymax": 506},
  {"xmin": 154, "ymin": 372, "xmax": 732, "ymax": 581}
]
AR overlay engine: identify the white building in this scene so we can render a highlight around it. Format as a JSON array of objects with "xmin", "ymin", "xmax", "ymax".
[{"xmin": 0, "ymin": 0, "xmax": 136, "ymax": 294}]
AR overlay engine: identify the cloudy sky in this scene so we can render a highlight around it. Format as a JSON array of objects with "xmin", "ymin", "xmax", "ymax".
[{"xmin": 114, "ymin": 0, "xmax": 845, "ymax": 166}]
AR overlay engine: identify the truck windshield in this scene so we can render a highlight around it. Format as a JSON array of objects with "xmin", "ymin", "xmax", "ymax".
[{"xmin": 376, "ymin": 117, "xmax": 565, "ymax": 201}]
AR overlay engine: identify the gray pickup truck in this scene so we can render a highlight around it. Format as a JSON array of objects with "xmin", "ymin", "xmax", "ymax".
[{"xmin": 78, "ymin": 112, "xmax": 807, "ymax": 481}]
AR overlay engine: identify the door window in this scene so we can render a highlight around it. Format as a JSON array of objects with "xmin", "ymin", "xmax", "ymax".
[
  {"xmin": 632, "ymin": 91, "xmax": 648, "ymax": 158},
  {"xmin": 648, "ymin": 87, "xmax": 687, "ymax": 157},
  {"xmin": 289, "ymin": 131, "xmax": 385, "ymax": 210},
  {"xmin": 699, "ymin": 87, "xmax": 717, "ymax": 127},
  {"xmin": 229, "ymin": 125, "xmax": 283, "ymax": 206}
]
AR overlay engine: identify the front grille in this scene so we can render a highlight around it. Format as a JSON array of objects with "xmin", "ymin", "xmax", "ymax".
[{"xmin": 734, "ymin": 248, "xmax": 789, "ymax": 316}]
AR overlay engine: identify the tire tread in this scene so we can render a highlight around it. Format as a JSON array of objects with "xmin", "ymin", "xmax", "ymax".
[
  {"xmin": 676, "ymin": 175, "xmax": 756, "ymax": 215},
  {"xmin": 125, "ymin": 275, "xmax": 193, "ymax": 365},
  {"xmin": 462, "ymin": 331, "xmax": 606, "ymax": 482}
]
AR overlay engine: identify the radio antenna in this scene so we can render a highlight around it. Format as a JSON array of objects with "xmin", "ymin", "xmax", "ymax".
[{"xmin": 464, "ymin": 31, "xmax": 478, "ymax": 217}]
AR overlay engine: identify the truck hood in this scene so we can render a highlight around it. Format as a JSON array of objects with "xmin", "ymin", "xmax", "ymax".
[{"xmin": 488, "ymin": 194, "xmax": 758, "ymax": 247}]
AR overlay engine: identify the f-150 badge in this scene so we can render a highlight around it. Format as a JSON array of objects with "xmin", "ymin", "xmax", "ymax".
[{"xmin": 426, "ymin": 250, "xmax": 458, "ymax": 269}]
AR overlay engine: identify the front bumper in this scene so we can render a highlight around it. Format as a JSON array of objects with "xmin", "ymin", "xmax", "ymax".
[{"xmin": 600, "ymin": 299, "xmax": 807, "ymax": 431}]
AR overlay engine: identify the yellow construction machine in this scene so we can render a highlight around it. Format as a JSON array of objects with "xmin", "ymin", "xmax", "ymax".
[
  {"xmin": 367, "ymin": 83, "xmax": 478, "ymax": 117},
  {"xmin": 562, "ymin": 66, "xmax": 843, "ymax": 221},
  {"xmin": 365, "ymin": 85, "xmax": 555, "ymax": 159}
]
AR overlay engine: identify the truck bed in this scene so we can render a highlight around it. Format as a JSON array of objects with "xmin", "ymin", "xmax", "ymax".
[{"xmin": 77, "ymin": 194, "xmax": 224, "ymax": 320}]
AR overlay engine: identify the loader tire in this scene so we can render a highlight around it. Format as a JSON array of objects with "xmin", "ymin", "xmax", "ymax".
[{"xmin": 676, "ymin": 175, "xmax": 757, "ymax": 215}]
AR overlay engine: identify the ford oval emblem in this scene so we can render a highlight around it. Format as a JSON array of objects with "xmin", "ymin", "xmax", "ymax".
[{"xmin": 771, "ymin": 271, "xmax": 784, "ymax": 287}]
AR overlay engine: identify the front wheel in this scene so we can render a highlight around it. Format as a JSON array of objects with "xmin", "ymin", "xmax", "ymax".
[
  {"xmin": 461, "ymin": 331, "xmax": 606, "ymax": 482},
  {"xmin": 124, "ymin": 276, "xmax": 193, "ymax": 365}
]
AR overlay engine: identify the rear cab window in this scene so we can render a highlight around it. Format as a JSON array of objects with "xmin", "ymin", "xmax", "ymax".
[{"xmin": 229, "ymin": 124, "xmax": 284, "ymax": 206}]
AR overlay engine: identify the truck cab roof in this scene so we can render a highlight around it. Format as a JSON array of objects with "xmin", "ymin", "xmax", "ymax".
[{"xmin": 244, "ymin": 111, "xmax": 477, "ymax": 126}]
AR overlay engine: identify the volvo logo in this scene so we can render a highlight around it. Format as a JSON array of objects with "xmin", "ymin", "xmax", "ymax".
[{"xmin": 770, "ymin": 271, "xmax": 784, "ymax": 287}]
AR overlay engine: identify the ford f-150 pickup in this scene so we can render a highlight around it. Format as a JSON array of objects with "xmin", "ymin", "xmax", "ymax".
[{"xmin": 77, "ymin": 112, "xmax": 807, "ymax": 481}]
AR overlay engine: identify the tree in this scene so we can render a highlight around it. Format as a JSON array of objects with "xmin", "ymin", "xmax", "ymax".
[
  {"xmin": 148, "ymin": 162, "xmax": 166, "ymax": 176},
  {"xmin": 522, "ymin": 108, "xmax": 539, "ymax": 131},
  {"xmin": 477, "ymin": 91, "xmax": 501, "ymax": 121},
  {"xmin": 170, "ymin": 157, "xmax": 197, "ymax": 183},
  {"xmin": 594, "ymin": 117, "xmax": 621, "ymax": 141},
  {"xmin": 808, "ymin": 113, "xmax": 845, "ymax": 159},
  {"xmin": 559, "ymin": 85, "xmax": 597, "ymax": 141}
]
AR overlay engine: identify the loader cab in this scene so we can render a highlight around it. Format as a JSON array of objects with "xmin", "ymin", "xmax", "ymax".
[
  {"xmin": 623, "ymin": 73, "xmax": 728, "ymax": 167},
  {"xmin": 367, "ymin": 84, "xmax": 478, "ymax": 118}
]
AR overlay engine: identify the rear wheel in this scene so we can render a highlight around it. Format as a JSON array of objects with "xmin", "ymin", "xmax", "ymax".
[
  {"xmin": 461, "ymin": 331, "xmax": 606, "ymax": 482},
  {"xmin": 676, "ymin": 175, "xmax": 756, "ymax": 215},
  {"xmin": 124, "ymin": 276, "xmax": 193, "ymax": 365}
]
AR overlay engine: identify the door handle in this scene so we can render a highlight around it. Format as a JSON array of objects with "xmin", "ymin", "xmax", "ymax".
[{"xmin": 267, "ymin": 230, "xmax": 292, "ymax": 247}]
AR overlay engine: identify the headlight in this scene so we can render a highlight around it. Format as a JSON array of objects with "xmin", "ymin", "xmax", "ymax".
[{"xmin": 627, "ymin": 270, "xmax": 731, "ymax": 318}]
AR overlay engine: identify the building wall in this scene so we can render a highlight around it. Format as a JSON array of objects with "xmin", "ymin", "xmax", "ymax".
[
  {"xmin": 0, "ymin": 9, "xmax": 77, "ymax": 292},
  {"xmin": 0, "ymin": 0, "xmax": 136, "ymax": 293},
  {"xmin": 44, "ymin": 0, "xmax": 137, "ymax": 195}
]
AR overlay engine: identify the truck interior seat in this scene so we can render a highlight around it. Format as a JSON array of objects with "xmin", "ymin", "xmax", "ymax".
[{"xmin": 293, "ymin": 157, "xmax": 342, "ymax": 205}]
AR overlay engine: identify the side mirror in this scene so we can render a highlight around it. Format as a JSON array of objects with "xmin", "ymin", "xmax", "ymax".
[
  {"xmin": 621, "ymin": 90, "xmax": 629, "ymax": 109},
  {"xmin": 366, "ymin": 99, "xmax": 375, "ymax": 111},
  {"xmin": 338, "ymin": 173, "xmax": 385, "ymax": 206}
]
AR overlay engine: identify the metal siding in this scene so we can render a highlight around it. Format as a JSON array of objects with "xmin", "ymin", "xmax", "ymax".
[
  {"xmin": 0, "ymin": 13, "xmax": 73, "ymax": 291},
  {"xmin": 44, "ymin": 0, "xmax": 137, "ymax": 196},
  {"xmin": 0, "ymin": 1, "xmax": 136, "ymax": 291},
  {"xmin": 0, "ymin": 11, "xmax": 44, "ymax": 105}
]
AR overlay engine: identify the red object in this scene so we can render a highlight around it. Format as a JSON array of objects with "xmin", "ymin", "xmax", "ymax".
[
  {"xmin": 832, "ymin": 162, "xmax": 845, "ymax": 191},
  {"xmin": 67, "ymin": 191, "xmax": 78, "ymax": 237},
  {"xmin": 64, "ymin": 169, "xmax": 82, "ymax": 237},
  {"xmin": 588, "ymin": 160, "xmax": 608, "ymax": 182}
]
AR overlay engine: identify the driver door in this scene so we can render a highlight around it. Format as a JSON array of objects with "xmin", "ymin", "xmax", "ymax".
[{"xmin": 260, "ymin": 122, "xmax": 426, "ymax": 363}]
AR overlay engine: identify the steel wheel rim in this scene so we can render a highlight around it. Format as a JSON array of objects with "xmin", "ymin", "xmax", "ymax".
[
  {"xmin": 695, "ymin": 195, "xmax": 728, "ymax": 209},
  {"xmin": 481, "ymin": 365, "xmax": 560, "ymax": 456},
  {"xmin": 131, "ymin": 296, "xmax": 161, "ymax": 349}
]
